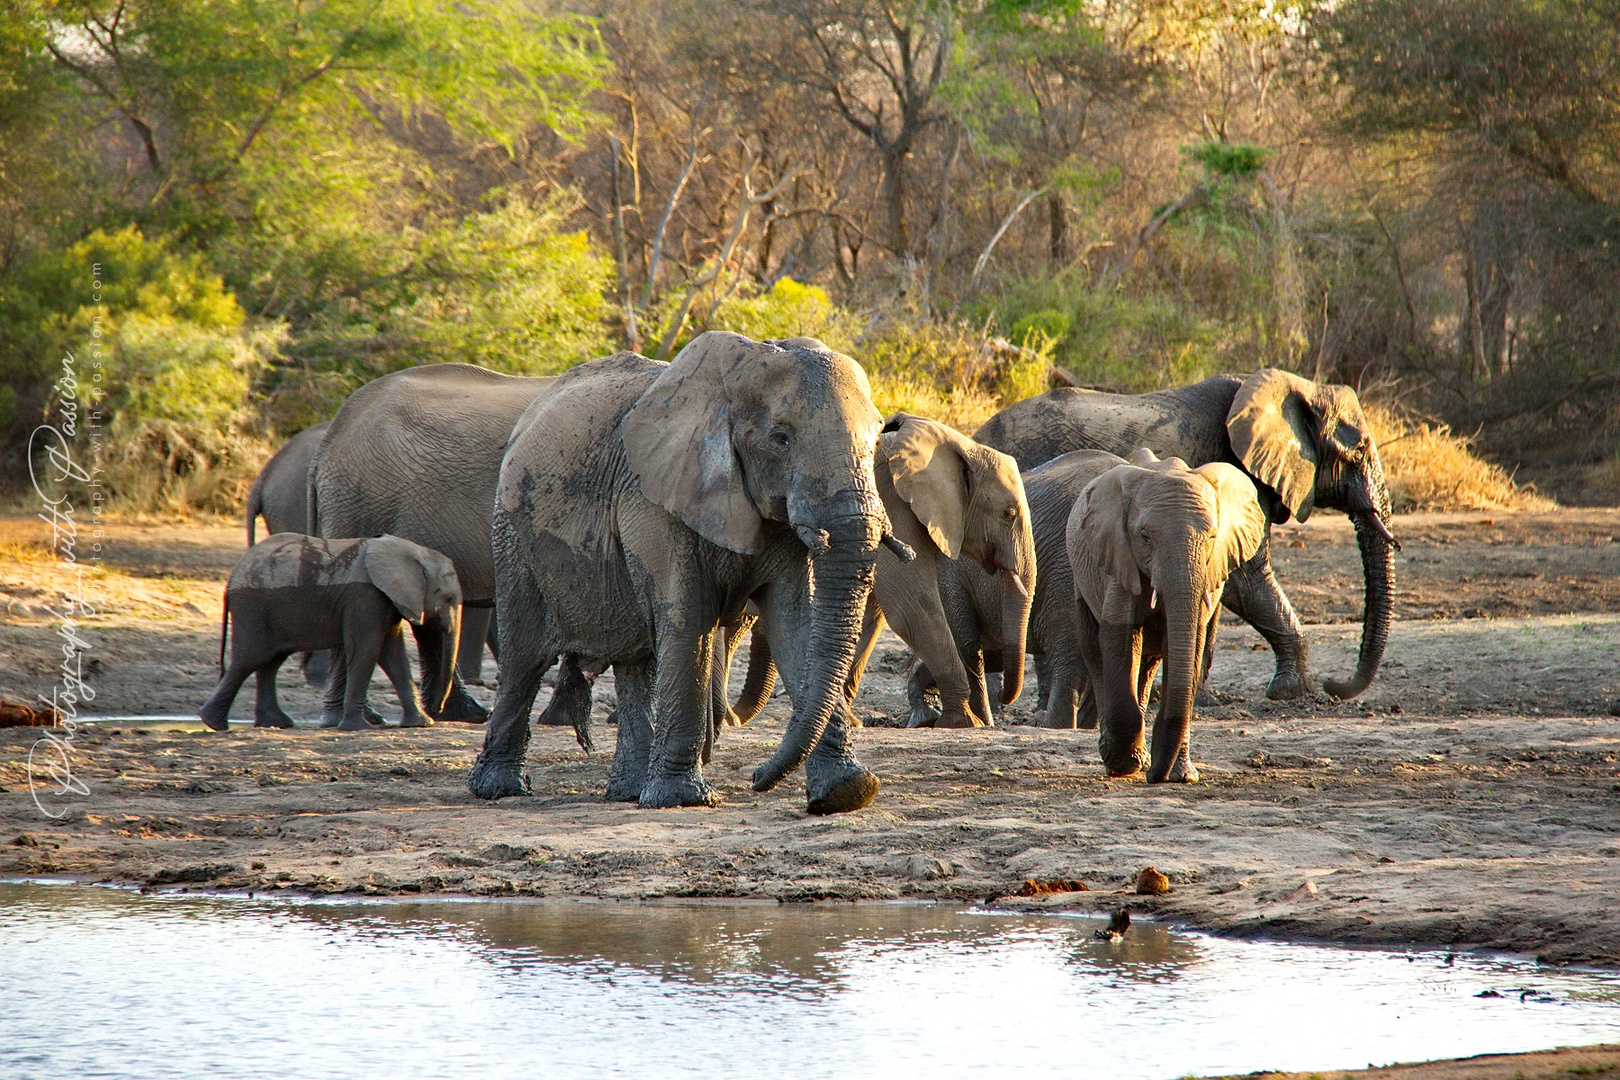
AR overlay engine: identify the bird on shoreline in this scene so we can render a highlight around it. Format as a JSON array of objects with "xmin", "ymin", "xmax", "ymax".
[{"xmin": 1094, "ymin": 906, "xmax": 1131, "ymax": 941}]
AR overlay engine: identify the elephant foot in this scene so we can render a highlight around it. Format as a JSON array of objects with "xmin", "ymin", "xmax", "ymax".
[
  {"xmin": 806, "ymin": 767, "xmax": 880, "ymax": 816},
  {"xmin": 722, "ymin": 708, "xmax": 746, "ymax": 728},
  {"xmin": 399, "ymin": 714, "xmax": 434, "ymax": 729},
  {"xmin": 604, "ymin": 767, "xmax": 646, "ymax": 802},
  {"xmin": 436, "ymin": 685, "xmax": 489, "ymax": 724},
  {"xmin": 335, "ymin": 714, "xmax": 375, "ymax": 732},
  {"xmin": 936, "ymin": 709, "xmax": 982, "ymax": 729},
  {"xmin": 1099, "ymin": 736, "xmax": 1147, "ymax": 778},
  {"xmin": 468, "ymin": 756, "xmax": 531, "ymax": 800},
  {"xmin": 253, "ymin": 710, "xmax": 295, "ymax": 729},
  {"xmin": 1148, "ymin": 752, "xmax": 1199, "ymax": 784},
  {"xmin": 905, "ymin": 704, "xmax": 940, "ymax": 729},
  {"xmin": 364, "ymin": 704, "xmax": 386, "ymax": 727},
  {"xmin": 1265, "ymin": 669, "xmax": 1310, "ymax": 701},
  {"xmin": 639, "ymin": 770, "xmax": 721, "ymax": 809},
  {"xmin": 1038, "ymin": 710, "xmax": 1075, "ymax": 730},
  {"xmin": 198, "ymin": 707, "xmax": 230, "ymax": 733}
]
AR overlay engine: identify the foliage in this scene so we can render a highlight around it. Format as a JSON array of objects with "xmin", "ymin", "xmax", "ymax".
[
  {"xmin": 1365, "ymin": 404, "xmax": 1552, "ymax": 513},
  {"xmin": 704, "ymin": 278, "xmax": 864, "ymax": 354}
]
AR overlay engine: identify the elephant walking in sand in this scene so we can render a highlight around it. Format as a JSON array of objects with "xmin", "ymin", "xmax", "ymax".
[
  {"xmin": 469, "ymin": 333, "xmax": 902, "ymax": 814},
  {"xmin": 200, "ymin": 534, "xmax": 462, "ymax": 731}
]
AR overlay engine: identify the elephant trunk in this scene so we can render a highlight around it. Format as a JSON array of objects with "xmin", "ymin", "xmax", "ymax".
[
  {"xmin": 732, "ymin": 627, "xmax": 777, "ymax": 725},
  {"xmin": 752, "ymin": 542, "xmax": 876, "ymax": 792},
  {"xmin": 423, "ymin": 603, "xmax": 461, "ymax": 716},
  {"xmin": 1147, "ymin": 591, "xmax": 1204, "ymax": 783},
  {"xmin": 999, "ymin": 569, "xmax": 1033, "ymax": 705},
  {"xmin": 1323, "ymin": 513, "xmax": 1395, "ymax": 700}
]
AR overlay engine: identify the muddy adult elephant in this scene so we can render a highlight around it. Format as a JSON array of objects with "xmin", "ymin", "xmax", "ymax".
[
  {"xmin": 307, "ymin": 364, "xmax": 552, "ymax": 722},
  {"xmin": 468, "ymin": 333, "xmax": 901, "ymax": 814},
  {"xmin": 732, "ymin": 412, "xmax": 1036, "ymax": 730},
  {"xmin": 245, "ymin": 423, "xmax": 331, "ymax": 687},
  {"xmin": 974, "ymin": 369, "xmax": 1396, "ymax": 700}
]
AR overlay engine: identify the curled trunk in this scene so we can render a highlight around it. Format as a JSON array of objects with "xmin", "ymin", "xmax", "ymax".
[
  {"xmin": 1323, "ymin": 513, "xmax": 1395, "ymax": 699},
  {"xmin": 752, "ymin": 547, "xmax": 876, "ymax": 792},
  {"xmin": 732, "ymin": 627, "xmax": 777, "ymax": 725}
]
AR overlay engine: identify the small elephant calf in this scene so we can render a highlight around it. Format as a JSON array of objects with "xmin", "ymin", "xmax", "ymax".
[
  {"xmin": 1067, "ymin": 449, "xmax": 1266, "ymax": 783},
  {"xmin": 199, "ymin": 533, "xmax": 463, "ymax": 732}
]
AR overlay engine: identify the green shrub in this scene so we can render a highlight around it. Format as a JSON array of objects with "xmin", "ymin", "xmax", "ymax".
[{"xmin": 704, "ymin": 278, "xmax": 864, "ymax": 354}]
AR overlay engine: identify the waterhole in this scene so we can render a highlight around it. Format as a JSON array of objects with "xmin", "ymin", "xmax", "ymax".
[{"xmin": 3, "ymin": 882, "xmax": 1618, "ymax": 1079}]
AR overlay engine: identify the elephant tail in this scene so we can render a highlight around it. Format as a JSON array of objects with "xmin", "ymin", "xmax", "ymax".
[
  {"xmin": 218, "ymin": 593, "xmax": 230, "ymax": 679},
  {"xmin": 244, "ymin": 471, "xmax": 264, "ymax": 547}
]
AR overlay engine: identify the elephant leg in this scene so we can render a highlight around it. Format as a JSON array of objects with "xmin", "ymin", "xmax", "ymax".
[
  {"xmin": 300, "ymin": 649, "xmax": 332, "ymax": 688},
  {"xmin": 802, "ymin": 702, "xmax": 881, "ymax": 815},
  {"xmin": 1137, "ymin": 619, "xmax": 1165, "ymax": 717},
  {"xmin": 466, "ymin": 603, "xmax": 553, "ymax": 799},
  {"xmin": 1223, "ymin": 537, "xmax": 1309, "ymax": 700},
  {"xmin": 1076, "ymin": 677, "xmax": 1098, "ymax": 730},
  {"xmin": 457, "ymin": 606, "xmax": 494, "ymax": 684},
  {"xmin": 378, "ymin": 622, "xmax": 431, "ymax": 728},
  {"xmin": 414, "ymin": 620, "xmax": 488, "ymax": 723},
  {"xmin": 1041, "ymin": 652, "xmax": 1081, "ymax": 729},
  {"xmin": 1034, "ymin": 654, "xmax": 1052, "ymax": 712},
  {"xmin": 715, "ymin": 612, "xmax": 753, "ymax": 727},
  {"xmin": 1093, "ymin": 616, "xmax": 1148, "ymax": 778},
  {"xmin": 606, "ymin": 661, "xmax": 655, "ymax": 802},
  {"xmin": 962, "ymin": 646, "xmax": 995, "ymax": 728},
  {"xmin": 881, "ymin": 571, "xmax": 976, "ymax": 729},
  {"xmin": 538, "ymin": 655, "xmax": 594, "ymax": 727},
  {"xmin": 319, "ymin": 644, "xmax": 347, "ymax": 729},
  {"xmin": 729, "ymin": 624, "xmax": 775, "ymax": 726},
  {"xmin": 200, "ymin": 658, "xmax": 257, "ymax": 731},
  {"xmin": 252, "ymin": 653, "xmax": 297, "ymax": 728},
  {"xmin": 904, "ymin": 661, "xmax": 942, "ymax": 728},
  {"xmin": 335, "ymin": 630, "xmax": 386, "ymax": 732},
  {"xmin": 640, "ymin": 627, "xmax": 722, "ymax": 809}
]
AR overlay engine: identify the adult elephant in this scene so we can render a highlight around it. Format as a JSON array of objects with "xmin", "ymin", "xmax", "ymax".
[
  {"xmin": 468, "ymin": 333, "xmax": 899, "ymax": 814},
  {"xmin": 307, "ymin": 363, "xmax": 552, "ymax": 722},
  {"xmin": 974, "ymin": 369, "xmax": 1396, "ymax": 700},
  {"xmin": 245, "ymin": 422, "xmax": 331, "ymax": 688},
  {"xmin": 732, "ymin": 411, "xmax": 1036, "ymax": 730}
]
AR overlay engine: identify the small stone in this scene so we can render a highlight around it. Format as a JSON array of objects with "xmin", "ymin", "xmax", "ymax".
[
  {"xmin": 251, "ymin": 861, "xmax": 267, "ymax": 870},
  {"xmin": 1135, "ymin": 867, "xmax": 1171, "ymax": 895},
  {"xmin": 905, "ymin": 854, "xmax": 953, "ymax": 880},
  {"xmin": 1284, "ymin": 879, "xmax": 1319, "ymax": 902},
  {"xmin": 12, "ymin": 834, "xmax": 39, "ymax": 848}
]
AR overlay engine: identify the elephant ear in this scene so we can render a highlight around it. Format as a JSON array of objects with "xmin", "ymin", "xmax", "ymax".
[
  {"xmin": 1196, "ymin": 463, "xmax": 1268, "ymax": 579},
  {"xmin": 365, "ymin": 536, "xmax": 430, "ymax": 625},
  {"xmin": 621, "ymin": 331, "xmax": 765, "ymax": 555},
  {"xmin": 879, "ymin": 413, "xmax": 968, "ymax": 559},
  {"xmin": 1078, "ymin": 464, "xmax": 1145, "ymax": 624},
  {"xmin": 1226, "ymin": 368, "xmax": 1320, "ymax": 523}
]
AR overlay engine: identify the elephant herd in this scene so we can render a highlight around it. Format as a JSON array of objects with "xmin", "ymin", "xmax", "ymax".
[{"xmin": 204, "ymin": 331, "xmax": 1398, "ymax": 815}]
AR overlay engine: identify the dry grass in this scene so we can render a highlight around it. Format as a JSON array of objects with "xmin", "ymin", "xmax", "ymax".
[
  {"xmin": 101, "ymin": 420, "xmax": 273, "ymax": 519},
  {"xmin": 1366, "ymin": 405, "xmax": 1554, "ymax": 513}
]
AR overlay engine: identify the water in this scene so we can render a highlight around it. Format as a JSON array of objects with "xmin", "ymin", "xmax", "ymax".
[{"xmin": 2, "ymin": 882, "xmax": 1618, "ymax": 1080}]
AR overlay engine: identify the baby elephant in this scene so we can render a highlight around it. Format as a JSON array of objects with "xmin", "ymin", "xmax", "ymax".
[
  {"xmin": 199, "ymin": 534, "xmax": 463, "ymax": 732},
  {"xmin": 1068, "ymin": 450, "xmax": 1265, "ymax": 783}
]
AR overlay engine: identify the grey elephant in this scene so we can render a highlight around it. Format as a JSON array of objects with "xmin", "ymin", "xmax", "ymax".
[
  {"xmin": 1064, "ymin": 450, "xmax": 1266, "ymax": 782},
  {"xmin": 307, "ymin": 363, "xmax": 554, "ymax": 723},
  {"xmin": 732, "ymin": 412, "xmax": 1036, "ymax": 730},
  {"xmin": 974, "ymin": 368, "xmax": 1397, "ymax": 701},
  {"xmin": 245, "ymin": 423, "xmax": 332, "ymax": 687},
  {"xmin": 199, "ymin": 533, "xmax": 462, "ymax": 731},
  {"xmin": 469, "ymin": 332, "xmax": 903, "ymax": 814}
]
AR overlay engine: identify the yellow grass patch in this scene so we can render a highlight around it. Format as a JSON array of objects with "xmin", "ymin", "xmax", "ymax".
[{"xmin": 1366, "ymin": 405, "xmax": 1553, "ymax": 513}]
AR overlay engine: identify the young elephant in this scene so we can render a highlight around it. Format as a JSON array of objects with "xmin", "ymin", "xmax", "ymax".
[
  {"xmin": 199, "ymin": 534, "xmax": 463, "ymax": 732},
  {"xmin": 1067, "ymin": 451, "xmax": 1266, "ymax": 783},
  {"xmin": 729, "ymin": 412, "xmax": 1036, "ymax": 730}
]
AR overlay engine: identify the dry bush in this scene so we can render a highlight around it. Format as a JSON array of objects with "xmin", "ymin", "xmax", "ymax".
[
  {"xmin": 861, "ymin": 319, "xmax": 1049, "ymax": 435},
  {"xmin": 1367, "ymin": 405, "xmax": 1553, "ymax": 513},
  {"xmin": 101, "ymin": 421, "xmax": 273, "ymax": 519}
]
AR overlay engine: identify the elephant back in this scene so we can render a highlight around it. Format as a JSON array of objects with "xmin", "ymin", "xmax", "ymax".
[{"xmin": 310, "ymin": 364, "xmax": 554, "ymax": 601}]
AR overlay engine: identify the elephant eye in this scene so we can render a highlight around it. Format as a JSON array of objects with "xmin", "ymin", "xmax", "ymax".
[
  {"xmin": 1003, "ymin": 505, "xmax": 1018, "ymax": 520},
  {"xmin": 1139, "ymin": 528, "xmax": 1152, "ymax": 545},
  {"xmin": 768, "ymin": 427, "xmax": 791, "ymax": 450}
]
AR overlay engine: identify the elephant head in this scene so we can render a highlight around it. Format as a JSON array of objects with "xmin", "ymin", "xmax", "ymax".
[
  {"xmin": 364, "ymin": 536, "xmax": 464, "ymax": 717},
  {"xmin": 878, "ymin": 412, "xmax": 1036, "ymax": 705},
  {"xmin": 1072, "ymin": 452, "xmax": 1266, "ymax": 782},
  {"xmin": 1226, "ymin": 369, "xmax": 1396, "ymax": 699},
  {"xmin": 621, "ymin": 332, "xmax": 887, "ymax": 794}
]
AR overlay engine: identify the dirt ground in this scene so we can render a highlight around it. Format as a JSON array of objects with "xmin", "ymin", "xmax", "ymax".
[
  {"xmin": 2, "ymin": 509, "xmax": 1620, "ymax": 969},
  {"xmin": 1216, "ymin": 1044, "xmax": 1620, "ymax": 1080}
]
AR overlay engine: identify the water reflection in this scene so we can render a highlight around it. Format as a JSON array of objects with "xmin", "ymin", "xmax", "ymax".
[{"xmin": 2, "ymin": 882, "xmax": 1618, "ymax": 1080}]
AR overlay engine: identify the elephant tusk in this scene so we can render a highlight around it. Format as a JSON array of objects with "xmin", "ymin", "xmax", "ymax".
[
  {"xmin": 795, "ymin": 525, "xmax": 832, "ymax": 558},
  {"xmin": 881, "ymin": 532, "xmax": 917, "ymax": 562},
  {"xmin": 1006, "ymin": 570, "xmax": 1029, "ymax": 598},
  {"xmin": 1363, "ymin": 512, "xmax": 1402, "ymax": 552}
]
